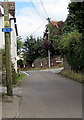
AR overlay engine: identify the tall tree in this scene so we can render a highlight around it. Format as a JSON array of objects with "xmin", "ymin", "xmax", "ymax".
[
  {"xmin": 43, "ymin": 21, "xmax": 64, "ymax": 56},
  {"xmin": 17, "ymin": 36, "xmax": 23, "ymax": 55},
  {"xmin": 63, "ymin": 2, "xmax": 84, "ymax": 34},
  {"xmin": 61, "ymin": 2, "xmax": 84, "ymax": 72},
  {"xmin": 23, "ymin": 36, "xmax": 47, "ymax": 66},
  {"xmin": 68, "ymin": 2, "xmax": 84, "ymax": 33}
]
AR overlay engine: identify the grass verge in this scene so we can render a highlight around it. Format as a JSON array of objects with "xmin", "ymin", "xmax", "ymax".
[
  {"xmin": 16, "ymin": 73, "xmax": 26, "ymax": 81},
  {"xmin": 13, "ymin": 73, "xmax": 26, "ymax": 87},
  {"xmin": 59, "ymin": 69, "xmax": 84, "ymax": 83}
]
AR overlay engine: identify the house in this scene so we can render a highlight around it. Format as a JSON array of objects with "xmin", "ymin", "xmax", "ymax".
[
  {"xmin": 0, "ymin": 2, "xmax": 18, "ymax": 72},
  {"xmin": 43, "ymin": 20, "xmax": 64, "ymax": 38}
]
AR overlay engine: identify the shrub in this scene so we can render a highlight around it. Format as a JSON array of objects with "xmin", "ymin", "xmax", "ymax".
[{"xmin": 60, "ymin": 31, "xmax": 83, "ymax": 72}]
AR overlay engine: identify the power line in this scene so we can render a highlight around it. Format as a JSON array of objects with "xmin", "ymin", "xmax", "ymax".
[
  {"xmin": 29, "ymin": 0, "xmax": 45, "ymax": 22},
  {"xmin": 30, "ymin": 21, "xmax": 46, "ymax": 35},
  {"xmin": 39, "ymin": 0, "xmax": 49, "ymax": 18}
]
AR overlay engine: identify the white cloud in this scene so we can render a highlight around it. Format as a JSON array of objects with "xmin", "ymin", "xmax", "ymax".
[
  {"xmin": 16, "ymin": 7, "xmax": 47, "ymax": 39},
  {"xmin": 16, "ymin": 0, "xmax": 70, "ymax": 39}
]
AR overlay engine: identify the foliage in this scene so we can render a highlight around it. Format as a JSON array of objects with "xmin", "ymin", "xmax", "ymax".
[
  {"xmin": 68, "ymin": 2, "xmax": 84, "ymax": 33},
  {"xmin": 62, "ymin": 2, "xmax": 84, "ymax": 73},
  {"xmin": 45, "ymin": 22, "xmax": 63, "ymax": 56},
  {"xmin": 15, "ymin": 73, "xmax": 26, "ymax": 82},
  {"xmin": 60, "ymin": 70, "xmax": 83, "ymax": 83},
  {"xmin": 63, "ymin": 2, "xmax": 84, "ymax": 34},
  {"xmin": 23, "ymin": 36, "xmax": 47, "ymax": 66},
  {"xmin": 17, "ymin": 36, "xmax": 23, "ymax": 55},
  {"xmin": 63, "ymin": 14, "xmax": 77, "ymax": 34},
  {"xmin": 17, "ymin": 59, "xmax": 24, "ymax": 68},
  {"xmin": 2, "ymin": 49, "xmax": 6, "ymax": 70},
  {"xmin": 2, "ymin": 48, "xmax": 25, "ymax": 85},
  {"xmin": 60, "ymin": 31, "xmax": 83, "ymax": 72},
  {"xmin": 0, "ymin": 49, "xmax": 2, "ymax": 66},
  {"xmin": 2, "ymin": 49, "xmax": 6, "ymax": 84},
  {"xmin": 12, "ymin": 64, "xmax": 17, "ymax": 84},
  {"xmin": 2, "ymin": 49, "xmax": 17, "ymax": 85}
]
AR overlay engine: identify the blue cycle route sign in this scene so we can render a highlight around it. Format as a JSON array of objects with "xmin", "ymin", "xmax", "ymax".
[{"xmin": 2, "ymin": 28, "xmax": 12, "ymax": 32}]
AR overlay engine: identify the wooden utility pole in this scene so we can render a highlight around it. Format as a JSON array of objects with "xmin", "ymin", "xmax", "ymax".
[{"xmin": 3, "ymin": 0, "xmax": 13, "ymax": 96}]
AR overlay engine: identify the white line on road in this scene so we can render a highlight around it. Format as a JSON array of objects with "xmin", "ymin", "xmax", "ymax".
[{"xmin": 21, "ymin": 71, "xmax": 29, "ymax": 76}]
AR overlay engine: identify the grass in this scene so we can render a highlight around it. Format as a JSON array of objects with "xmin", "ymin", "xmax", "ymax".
[
  {"xmin": 13, "ymin": 73, "xmax": 26, "ymax": 87},
  {"xmin": 2, "ymin": 72, "xmax": 26, "ymax": 87},
  {"xmin": 59, "ymin": 69, "xmax": 84, "ymax": 83},
  {"xmin": 16, "ymin": 73, "xmax": 26, "ymax": 81}
]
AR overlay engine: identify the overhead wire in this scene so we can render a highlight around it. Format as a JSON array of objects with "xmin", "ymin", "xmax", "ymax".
[
  {"xmin": 30, "ymin": 21, "xmax": 46, "ymax": 35},
  {"xmin": 29, "ymin": 0, "xmax": 49, "ymax": 36},
  {"xmin": 39, "ymin": 0, "xmax": 49, "ymax": 18},
  {"xmin": 29, "ymin": 0, "xmax": 45, "ymax": 22}
]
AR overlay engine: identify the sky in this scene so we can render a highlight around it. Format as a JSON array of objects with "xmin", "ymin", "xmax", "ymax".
[{"xmin": 15, "ymin": 0, "xmax": 71, "ymax": 40}]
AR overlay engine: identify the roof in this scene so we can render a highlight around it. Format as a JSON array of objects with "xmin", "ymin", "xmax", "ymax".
[
  {"xmin": 50, "ymin": 20, "xmax": 64, "ymax": 28},
  {"xmin": 50, "ymin": 21, "xmax": 59, "ymax": 28},
  {"xmin": 0, "ymin": 2, "xmax": 18, "ymax": 36},
  {"xmin": 0, "ymin": 2, "xmax": 15, "ymax": 17}
]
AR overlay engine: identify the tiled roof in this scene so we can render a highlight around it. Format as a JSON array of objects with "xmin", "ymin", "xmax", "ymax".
[
  {"xmin": 50, "ymin": 20, "xmax": 64, "ymax": 28},
  {"xmin": 0, "ymin": 2, "xmax": 15, "ymax": 17},
  {"xmin": 50, "ymin": 21, "xmax": 59, "ymax": 28}
]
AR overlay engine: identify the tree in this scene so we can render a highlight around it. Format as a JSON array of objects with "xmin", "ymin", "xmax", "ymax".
[
  {"xmin": 17, "ymin": 36, "xmax": 23, "ymax": 55},
  {"xmin": 23, "ymin": 36, "xmax": 47, "ymax": 66},
  {"xmin": 60, "ymin": 31, "xmax": 82, "ymax": 72},
  {"xmin": 44, "ymin": 21, "xmax": 64, "ymax": 57},
  {"xmin": 62, "ymin": 2, "xmax": 84, "ymax": 73},
  {"xmin": 63, "ymin": 2, "xmax": 84, "ymax": 34},
  {"xmin": 68, "ymin": 2, "xmax": 84, "ymax": 33},
  {"xmin": 63, "ymin": 14, "xmax": 77, "ymax": 34}
]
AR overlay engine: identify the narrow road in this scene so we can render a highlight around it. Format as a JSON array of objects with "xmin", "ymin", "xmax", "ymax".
[{"xmin": 18, "ymin": 70, "xmax": 82, "ymax": 118}]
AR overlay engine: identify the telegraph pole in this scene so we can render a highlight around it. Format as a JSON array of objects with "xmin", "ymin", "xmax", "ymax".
[
  {"xmin": 48, "ymin": 50, "xmax": 51, "ymax": 68},
  {"xmin": 47, "ymin": 18, "xmax": 51, "ymax": 68},
  {"xmin": 3, "ymin": 0, "xmax": 13, "ymax": 96}
]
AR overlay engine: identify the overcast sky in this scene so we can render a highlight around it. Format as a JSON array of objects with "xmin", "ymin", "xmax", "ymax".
[{"xmin": 14, "ymin": 0, "xmax": 71, "ymax": 40}]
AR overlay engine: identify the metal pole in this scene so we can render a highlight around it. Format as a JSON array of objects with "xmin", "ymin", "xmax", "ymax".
[
  {"xmin": 3, "ymin": 0, "xmax": 13, "ymax": 96},
  {"xmin": 47, "ymin": 18, "xmax": 51, "ymax": 68},
  {"xmin": 48, "ymin": 50, "xmax": 51, "ymax": 68}
]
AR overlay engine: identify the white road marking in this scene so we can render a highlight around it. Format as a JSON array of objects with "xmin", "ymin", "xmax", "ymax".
[{"xmin": 21, "ymin": 71, "xmax": 29, "ymax": 76}]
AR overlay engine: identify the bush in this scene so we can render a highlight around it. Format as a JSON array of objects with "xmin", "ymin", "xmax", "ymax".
[
  {"xmin": 2, "ymin": 49, "xmax": 18, "ymax": 85},
  {"xmin": 12, "ymin": 65, "xmax": 17, "ymax": 84},
  {"xmin": 60, "ymin": 31, "xmax": 83, "ymax": 72},
  {"xmin": 17, "ymin": 59, "xmax": 24, "ymax": 68}
]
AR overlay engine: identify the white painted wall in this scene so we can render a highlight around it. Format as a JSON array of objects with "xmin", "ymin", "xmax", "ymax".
[
  {"xmin": 10, "ymin": 16, "xmax": 17, "ymax": 72},
  {"xmin": 0, "ymin": 6, "xmax": 17, "ymax": 72},
  {"xmin": 0, "ymin": 16, "xmax": 4, "ymax": 49}
]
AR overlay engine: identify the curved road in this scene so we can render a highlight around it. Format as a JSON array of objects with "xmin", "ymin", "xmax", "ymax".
[{"xmin": 18, "ymin": 70, "xmax": 82, "ymax": 118}]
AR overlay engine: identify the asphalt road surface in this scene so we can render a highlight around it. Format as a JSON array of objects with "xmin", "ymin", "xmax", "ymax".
[{"xmin": 18, "ymin": 70, "xmax": 82, "ymax": 118}]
